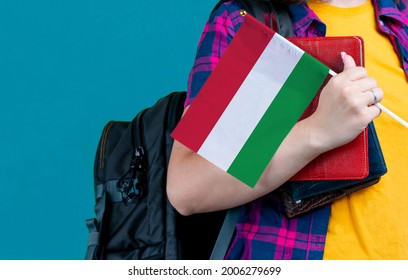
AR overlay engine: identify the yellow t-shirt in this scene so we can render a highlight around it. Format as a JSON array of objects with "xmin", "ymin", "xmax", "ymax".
[{"xmin": 308, "ymin": 0, "xmax": 408, "ymax": 259}]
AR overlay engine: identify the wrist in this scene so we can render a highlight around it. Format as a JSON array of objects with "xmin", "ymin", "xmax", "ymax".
[{"xmin": 298, "ymin": 117, "xmax": 332, "ymax": 155}]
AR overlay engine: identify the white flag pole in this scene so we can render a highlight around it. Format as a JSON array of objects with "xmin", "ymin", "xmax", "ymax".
[{"xmin": 375, "ymin": 103, "xmax": 408, "ymax": 128}]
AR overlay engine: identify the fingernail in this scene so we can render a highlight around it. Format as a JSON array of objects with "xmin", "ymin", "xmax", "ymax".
[{"xmin": 341, "ymin": 52, "xmax": 346, "ymax": 59}]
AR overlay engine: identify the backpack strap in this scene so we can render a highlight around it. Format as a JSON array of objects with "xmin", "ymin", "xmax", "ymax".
[
  {"xmin": 211, "ymin": 0, "xmax": 293, "ymax": 37},
  {"xmin": 268, "ymin": 1, "xmax": 294, "ymax": 37},
  {"xmin": 210, "ymin": 206, "xmax": 241, "ymax": 260}
]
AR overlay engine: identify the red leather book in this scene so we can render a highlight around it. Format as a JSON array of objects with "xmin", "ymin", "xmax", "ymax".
[{"xmin": 288, "ymin": 36, "xmax": 369, "ymax": 181}]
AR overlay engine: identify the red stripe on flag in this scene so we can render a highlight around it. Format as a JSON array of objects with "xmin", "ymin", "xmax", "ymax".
[{"xmin": 171, "ymin": 15, "xmax": 275, "ymax": 152}]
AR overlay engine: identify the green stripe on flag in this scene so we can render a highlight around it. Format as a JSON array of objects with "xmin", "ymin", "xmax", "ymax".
[{"xmin": 227, "ymin": 54, "xmax": 329, "ymax": 188}]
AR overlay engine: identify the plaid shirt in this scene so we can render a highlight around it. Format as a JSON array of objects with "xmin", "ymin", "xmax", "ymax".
[
  {"xmin": 225, "ymin": 194, "xmax": 331, "ymax": 260},
  {"xmin": 185, "ymin": 0, "xmax": 408, "ymax": 260}
]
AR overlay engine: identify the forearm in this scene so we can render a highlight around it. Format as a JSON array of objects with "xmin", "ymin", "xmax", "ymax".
[{"xmin": 167, "ymin": 117, "xmax": 324, "ymax": 216}]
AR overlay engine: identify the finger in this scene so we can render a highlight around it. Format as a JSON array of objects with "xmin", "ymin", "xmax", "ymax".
[
  {"xmin": 362, "ymin": 89, "xmax": 378, "ymax": 106},
  {"xmin": 349, "ymin": 75, "xmax": 378, "ymax": 91},
  {"xmin": 370, "ymin": 88, "xmax": 384, "ymax": 104},
  {"xmin": 341, "ymin": 52, "xmax": 356, "ymax": 70},
  {"xmin": 356, "ymin": 87, "xmax": 383, "ymax": 107},
  {"xmin": 367, "ymin": 103, "xmax": 382, "ymax": 119},
  {"xmin": 338, "ymin": 52, "xmax": 367, "ymax": 81}
]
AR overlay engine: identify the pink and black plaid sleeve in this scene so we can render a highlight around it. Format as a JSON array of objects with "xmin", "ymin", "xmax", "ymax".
[{"xmin": 185, "ymin": 2, "xmax": 245, "ymax": 107}]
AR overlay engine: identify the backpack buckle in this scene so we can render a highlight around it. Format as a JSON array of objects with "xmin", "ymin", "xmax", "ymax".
[{"xmin": 117, "ymin": 146, "xmax": 146, "ymax": 204}]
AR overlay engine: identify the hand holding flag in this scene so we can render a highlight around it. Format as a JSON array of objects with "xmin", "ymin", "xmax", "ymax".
[{"xmin": 330, "ymin": 52, "xmax": 408, "ymax": 129}]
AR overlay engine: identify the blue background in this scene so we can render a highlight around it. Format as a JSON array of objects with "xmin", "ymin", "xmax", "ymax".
[{"xmin": 0, "ymin": 0, "xmax": 217, "ymax": 260}]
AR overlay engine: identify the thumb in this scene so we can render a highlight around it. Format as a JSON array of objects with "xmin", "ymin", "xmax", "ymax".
[{"xmin": 341, "ymin": 51, "xmax": 356, "ymax": 70}]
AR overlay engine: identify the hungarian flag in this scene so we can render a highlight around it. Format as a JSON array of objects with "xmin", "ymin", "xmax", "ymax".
[{"xmin": 171, "ymin": 14, "xmax": 330, "ymax": 188}]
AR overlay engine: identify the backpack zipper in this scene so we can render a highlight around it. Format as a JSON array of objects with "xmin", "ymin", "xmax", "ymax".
[{"xmin": 116, "ymin": 111, "xmax": 147, "ymax": 203}]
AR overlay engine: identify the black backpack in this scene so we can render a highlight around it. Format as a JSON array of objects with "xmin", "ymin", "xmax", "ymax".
[
  {"xmin": 85, "ymin": 91, "xmax": 227, "ymax": 259},
  {"xmin": 85, "ymin": 0, "xmax": 293, "ymax": 260}
]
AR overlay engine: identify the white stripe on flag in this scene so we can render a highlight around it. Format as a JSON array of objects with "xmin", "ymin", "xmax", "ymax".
[{"xmin": 197, "ymin": 34, "xmax": 305, "ymax": 171}]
